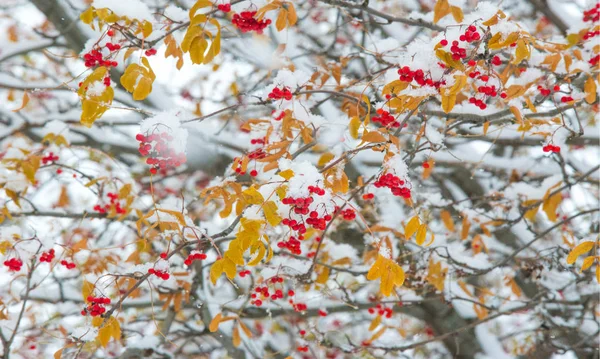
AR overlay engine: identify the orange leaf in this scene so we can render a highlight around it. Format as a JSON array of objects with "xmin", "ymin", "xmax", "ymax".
[{"xmin": 12, "ymin": 92, "xmax": 29, "ymax": 112}]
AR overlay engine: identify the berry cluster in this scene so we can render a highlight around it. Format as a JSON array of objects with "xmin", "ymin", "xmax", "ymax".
[
  {"xmin": 537, "ymin": 85, "xmax": 560, "ymax": 97},
  {"xmin": 542, "ymin": 144, "xmax": 561, "ymax": 153},
  {"xmin": 341, "ymin": 208, "xmax": 355, "ymax": 221},
  {"xmin": 368, "ymin": 304, "xmax": 393, "ymax": 318},
  {"xmin": 583, "ymin": 29, "xmax": 599, "ymax": 40},
  {"xmin": 397, "ymin": 66, "xmax": 444, "ymax": 88},
  {"xmin": 144, "ymin": 48, "xmax": 157, "ymax": 56},
  {"xmin": 60, "ymin": 260, "xmax": 76, "ymax": 270},
  {"xmin": 148, "ymin": 267, "xmax": 170, "ymax": 280},
  {"xmin": 362, "ymin": 193, "xmax": 374, "ymax": 200},
  {"xmin": 136, "ymin": 132, "xmax": 187, "ymax": 175},
  {"xmin": 82, "ymin": 296, "xmax": 111, "ymax": 317},
  {"xmin": 590, "ymin": 55, "xmax": 600, "ymax": 67},
  {"xmin": 184, "ymin": 252, "xmax": 207, "ymax": 266},
  {"xmin": 217, "ymin": 3, "xmax": 231, "ymax": 12},
  {"xmin": 583, "ymin": 3, "xmax": 600, "ymax": 23},
  {"xmin": 83, "ymin": 45, "xmax": 119, "ymax": 68},
  {"xmin": 4, "ymin": 258, "xmax": 22, "ymax": 271},
  {"xmin": 93, "ymin": 192, "xmax": 126, "ymax": 214},
  {"xmin": 560, "ymin": 96, "xmax": 574, "ymax": 103},
  {"xmin": 42, "ymin": 152, "xmax": 59, "ymax": 165},
  {"xmin": 276, "ymin": 235, "xmax": 302, "ymax": 255},
  {"xmin": 282, "ymin": 196, "xmax": 314, "ymax": 216},
  {"xmin": 374, "ymin": 173, "xmax": 411, "ymax": 198},
  {"xmin": 268, "ymin": 87, "xmax": 293, "ymax": 100},
  {"xmin": 459, "ymin": 25, "xmax": 481, "ymax": 43},
  {"xmin": 250, "ymin": 276, "xmax": 290, "ymax": 306},
  {"xmin": 250, "ymin": 138, "xmax": 265, "ymax": 145},
  {"xmin": 450, "ymin": 41, "xmax": 468, "ymax": 61},
  {"xmin": 239, "ymin": 269, "xmax": 251, "ymax": 277},
  {"xmin": 232, "ymin": 11, "xmax": 271, "ymax": 34},
  {"xmin": 40, "ymin": 249, "xmax": 55, "ymax": 263},
  {"xmin": 372, "ymin": 109, "xmax": 400, "ymax": 128}
]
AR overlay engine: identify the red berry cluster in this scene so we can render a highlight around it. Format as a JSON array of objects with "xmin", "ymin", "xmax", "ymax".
[
  {"xmin": 537, "ymin": 85, "xmax": 560, "ymax": 97},
  {"xmin": 93, "ymin": 192, "xmax": 126, "ymax": 214},
  {"xmin": 148, "ymin": 268, "xmax": 170, "ymax": 280},
  {"xmin": 250, "ymin": 276, "xmax": 289, "ymax": 306},
  {"xmin": 144, "ymin": 48, "xmax": 157, "ymax": 56},
  {"xmin": 4, "ymin": 258, "xmax": 22, "ymax": 271},
  {"xmin": 560, "ymin": 96, "xmax": 574, "ymax": 103},
  {"xmin": 40, "ymin": 249, "xmax": 55, "ymax": 263},
  {"xmin": 232, "ymin": 11, "xmax": 271, "ymax": 34},
  {"xmin": 276, "ymin": 235, "xmax": 302, "ymax": 254},
  {"xmin": 136, "ymin": 132, "xmax": 187, "ymax": 175},
  {"xmin": 60, "ymin": 260, "xmax": 76, "ymax": 269},
  {"xmin": 590, "ymin": 55, "xmax": 600, "ymax": 67},
  {"xmin": 83, "ymin": 45, "xmax": 119, "ymax": 68},
  {"xmin": 297, "ymin": 346, "xmax": 309, "ymax": 353},
  {"xmin": 583, "ymin": 29, "xmax": 600, "ymax": 40},
  {"xmin": 542, "ymin": 144, "xmax": 560, "ymax": 153},
  {"xmin": 42, "ymin": 152, "xmax": 59, "ymax": 165},
  {"xmin": 268, "ymin": 87, "xmax": 293, "ymax": 100},
  {"xmin": 362, "ymin": 193, "xmax": 374, "ymax": 200},
  {"xmin": 239, "ymin": 269, "xmax": 251, "ymax": 277},
  {"xmin": 459, "ymin": 25, "xmax": 481, "ymax": 43},
  {"xmin": 491, "ymin": 55, "xmax": 502, "ymax": 66},
  {"xmin": 448, "ymin": 40, "xmax": 467, "ymax": 61},
  {"xmin": 184, "ymin": 252, "xmax": 207, "ymax": 266},
  {"xmin": 374, "ymin": 173, "xmax": 411, "ymax": 198},
  {"xmin": 583, "ymin": 3, "xmax": 600, "ymax": 22},
  {"xmin": 397, "ymin": 66, "xmax": 444, "ymax": 88},
  {"xmin": 217, "ymin": 3, "xmax": 231, "ymax": 12},
  {"xmin": 368, "ymin": 304, "xmax": 393, "ymax": 318},
  {"xmin": 341, "ymin": 208, "xmax": 355, "ymax": 221},
  {"xmin": 282, "ymin": 196, "xmax": 314, "ymax": 216},
  {"xmin": 273, "ymin": 111, "xmax": 286, "ymax": 121},
  {"xmin": 372, "ymin": 109, "xmax": 400, "ymax": 128},
  {"xmin": 82, "ymin": 296, "xmax": 111, "ymax": 317}
]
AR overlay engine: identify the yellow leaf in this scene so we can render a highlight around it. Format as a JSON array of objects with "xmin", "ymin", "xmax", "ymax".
[
  {"xmin": 279, "ymin": 169, "xmax": 295, "ymax": 180},
  {"xmin": 349, "ymin": 116, "xmax": 361, "ymax": 139},
  {"xmin": 239, "ymin": 320, "xmax": 253, "ymax": 338},
  {"xmin": 542, "ymin": 192, "xmax": 562, "ymax": 222},
  {"xmin": 415, "ymin": 224, "xmax": 427, "ymax": 245},
  {"xmin": 566, "ymin": 241, "xmax": 594, "ymax": 264},
  {"xmin": 189, "ymin": 0, "xmax": 212, "ymax": 17},
  {"xmin": 461, "ymin": 216, "xmax": 470, "ymax": 240},
  {"xmin": 362, "ymin": 131, "xmax": 387, "ymax": 143},
  {"xmin": 433, "ymin": 0, "xmax": 451, "ymax": 23},
  {"xmin": 405, "ymin": 216, "xmax": 420, "ymax": 239},
  {"xmin": 286, "ymin": 2, "xmax": 298, "ymax": 26},
  {"xmin": 209, "ymin": 313, "xmax": 222, "ymax": 332},
  {"xmin": 441, "ymin": 94, "xmax": 456, "ymax": 113},
  {"xmin": 12, "ymin": 92, "xmax": 29, "ymax": 112},
  {"xmin": 581, "ymin": 256, "xmax": 596, "ymax": 272},
  {"xmin": 482, "ymin": 10, "xmax": 506, "ymax": 26},
  {"xmin": 275, "ymin": 8, "xmax": 287, "ymax": 31},
  {"xmin": 522, "ymin": 199, "xmax": 540, "ymax": 221},
  {"xmin": 120, "ymin": 58, "xmax": 155, "ymax": 100},
  {"xmin": 82, "ymin": 280, "xmax": 94, "ymax": 302},
  {"xmin": 263, "ymin": 201, "xmax": 281, "ymax": 226},
  {"xmin": 450, "ymin": 6, "xmax": 463, "ymax": 22},
  {"xmin": 80, "ymin": 7, "xmax": 94, "ymax": 25},
  {"xmin": 97, "ymin": 317, "xmax": 120, "ymax": 347},
  {"xmin": 484, "ymin": 121, "xmax": 491, "ymax": 134},
  {"xmin": 367, "ymin": 255, "xmax": 405, "ymax": 296},
  {"xmin": 513, "ymin": 39, "xmax": 530, "ymax": 64},
  {"xmin": 440, "ymin": 210, "xmax": 455, "ymax": 231},
  {"xmin": 232, "ymin": 325, "xmax": 241, "ymax": 347},
  {"xmin": 369, "ymin": 315, "xmax": 382, "ymax": 331},
  {"xmin": 585, "ymin": 77, "xmax": 597, "ymax": 104},
  {"xmin": 596, "ymin": 265, "xmax": 600, "ymax": 283},
  {"xmin": 243, "ymin": 186, "xmax": 264, "ymax": 205}
]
